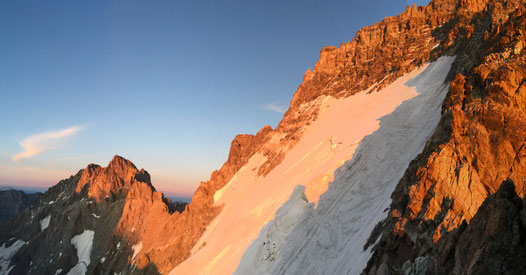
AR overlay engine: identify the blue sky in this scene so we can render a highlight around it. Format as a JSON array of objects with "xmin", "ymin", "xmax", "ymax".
[{"xmin": 0, "ymin": 0, "xmax": 430, "ymax": 197}]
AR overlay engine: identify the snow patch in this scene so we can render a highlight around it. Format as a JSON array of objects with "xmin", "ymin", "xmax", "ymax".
[
  {"xmin": 132, "ymin": 242, "xmax": 143, "ymax": 260},
  {"xmin": 240, "ymin": 56, "xmax": 456, "ymax": 274},
  {"xmin": 40, "ymin": 215, "xmax": 51, "ymax": 231},
  {"xmin": 100, "ymin": 257, "xmax": 105, "ymax": 264},
  {"xmin": 54, "ymin": 269, "xmax": 62, "ymax": 275},
  {"xmin": 91, "ymin": 214, "xmax": 100, "ymax": 219},
  {"xmin": 0, "ymin": 240, "xmax": 27, "ymax": 274},
  {"xmin": 432, "ymin": 43, "xmax": 440, "ymax": 49},
  {"xmin": 67, "ymin": 230, "xmax": 94, "ymax": 275}
]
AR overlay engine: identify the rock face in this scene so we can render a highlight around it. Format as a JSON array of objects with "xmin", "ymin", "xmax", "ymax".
[
  {"xmin": 0, "ymin": 190, "xmax": 41, "ymax": 226},
  {"xmin": 366, "ymin": 0, "xmax": 526, "ymax": 273},
  {"xmin": 427, "ymin": 180, "xmax": 526, "ymax": 274}
]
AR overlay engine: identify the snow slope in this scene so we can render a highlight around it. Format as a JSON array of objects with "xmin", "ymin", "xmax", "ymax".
[
  {"xmin": 171, "ymin": 56, "xmax": 455, "ymax": 275},
  {"xmin": 67, "ymin": 230, "xmax": 94, "ymax": 275},
  {"xmin": 236, "ymin": 56, "xmax": 455, "ymax": 275},
  {"xmin": 0, "ymin": 240, "xmax": 27, "ymax": 275},
  {"xmin": 234, "ymin": 185, "xmax": 313, "ymax": 275}
]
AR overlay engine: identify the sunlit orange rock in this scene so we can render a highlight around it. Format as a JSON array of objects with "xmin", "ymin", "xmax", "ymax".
[{"xmin": 366, "ymin": 0, "xmax": 526, "ymax": 273}]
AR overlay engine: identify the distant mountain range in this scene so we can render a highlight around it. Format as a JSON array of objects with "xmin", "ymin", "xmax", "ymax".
[
  {"xmin": 0, "ymin": 185, "xmax": 48, "ymax": 194},
  {"xmin": 0, "ymin": 189, "xmax": 42, "ymax": 226}
]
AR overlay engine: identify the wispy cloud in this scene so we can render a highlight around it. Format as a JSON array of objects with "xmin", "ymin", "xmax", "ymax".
[
  {"xmin": 12, "ymin": 126, "xmax": 83, "ymax": 163},
  {"xmin": 262, "ymin": 103, "xmax": 287, "ymax": 114}
]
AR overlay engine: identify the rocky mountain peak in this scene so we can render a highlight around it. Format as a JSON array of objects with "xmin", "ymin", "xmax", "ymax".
[
  {"xmin": 107, "ymin": 155, "xmax": 138, "ymax": 172},
  {"xmin": 75, "ymin": 155, "xmax": 153, "ymax": 201}
]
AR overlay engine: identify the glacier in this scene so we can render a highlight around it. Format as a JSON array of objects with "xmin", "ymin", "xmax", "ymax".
[{"xmin": 235, "ymin": 56, "xmax": 456, "ymax": 275}]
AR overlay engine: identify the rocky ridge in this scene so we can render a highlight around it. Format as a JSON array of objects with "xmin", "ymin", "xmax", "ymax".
[
  {"xmin": 124, "ymin": 0, "xmax": 475, "ymax": 272},
  {"xmin": 0, "ymin": 155, "xmax": 186, "ymax": 275},
  {"xmin": 365, "ymin": 0, "xmax": 526, "ymax": 273}
]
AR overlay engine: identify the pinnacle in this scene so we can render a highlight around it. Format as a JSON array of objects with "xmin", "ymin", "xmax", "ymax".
[{"xmin": 108, "ymin": 155, "xmax": 137, "ymax": 170}]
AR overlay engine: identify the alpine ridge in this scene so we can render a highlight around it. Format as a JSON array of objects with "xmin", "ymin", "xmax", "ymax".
[
  {"xmin": 1, "ymin": 0, "xmax": 525, "ymax": 274},
  {"xmin": 0, "ymin": 155, "xmax": 186, "ymax": 275}
]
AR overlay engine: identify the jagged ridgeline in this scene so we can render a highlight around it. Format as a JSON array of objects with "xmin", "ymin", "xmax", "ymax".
[
  {"xmin": 0, "ymin": 156, "xmax": 188, "ymax": 275},
  {"xmin": 0, "ymin": 0, "xmax": 524, "ymax": 274}
]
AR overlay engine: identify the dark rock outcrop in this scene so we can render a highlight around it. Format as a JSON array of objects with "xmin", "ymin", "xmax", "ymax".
[{"xmin": 427, "ymin": 179, "xmax": 526, "ymax": 274}]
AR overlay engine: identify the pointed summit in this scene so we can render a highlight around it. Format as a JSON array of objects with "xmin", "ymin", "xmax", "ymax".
[
  {"xmin": 76, "ymin": 155, "xmax": 152, "ymax": 201},
  {"xmin": 108, "ymin": 155, "xmax": 138, "ymax": 171}
]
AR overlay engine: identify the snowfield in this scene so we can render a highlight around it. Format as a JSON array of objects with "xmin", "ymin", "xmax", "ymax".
[
  {"xmin": 172, "ymin": 56, "xmax": 455, "ymax": 275},
  {"xmin": 67, "ymin": 230, "xmax": 95, "ymax": 275},
  {"xmin": 236, "ymin": 56, "xmax": 456, "ymax": 275},
  {"xmin": 0, "ymin": 240, "xmax": 27, "ymax": 275}
]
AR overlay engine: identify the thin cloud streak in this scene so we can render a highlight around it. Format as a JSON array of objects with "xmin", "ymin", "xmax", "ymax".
[
  {"xmin": 12, "ymin": 126, "xmax": 84, "ymax": 163},
  {"xmin": 262, "ymin": 103, "xmax": 287, "ymax": 114}
]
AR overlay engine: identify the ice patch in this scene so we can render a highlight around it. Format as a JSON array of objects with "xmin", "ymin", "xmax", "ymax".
[
  {"xmin": 67, "ymin": 230, "xmax": 94, "ymax": 275},
  {"xmin": 100, "ymin": 257, "xmax": 105, "ymax": 264},
  {"xmin": 40, "ymin": 215, "xmax": 51, "ymax": 231},
  {"xmin": 0, "ymin": 240, "xmax": 27, "ymax": 274},
  {"xmin": 132, "ymin": 242, "xmax": 143, "ymax": 260}
]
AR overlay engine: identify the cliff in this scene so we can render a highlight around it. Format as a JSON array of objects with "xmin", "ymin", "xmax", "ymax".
[{"xmin": 366, "ymin": 0, "xmax": 526, "ymax": 273}]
